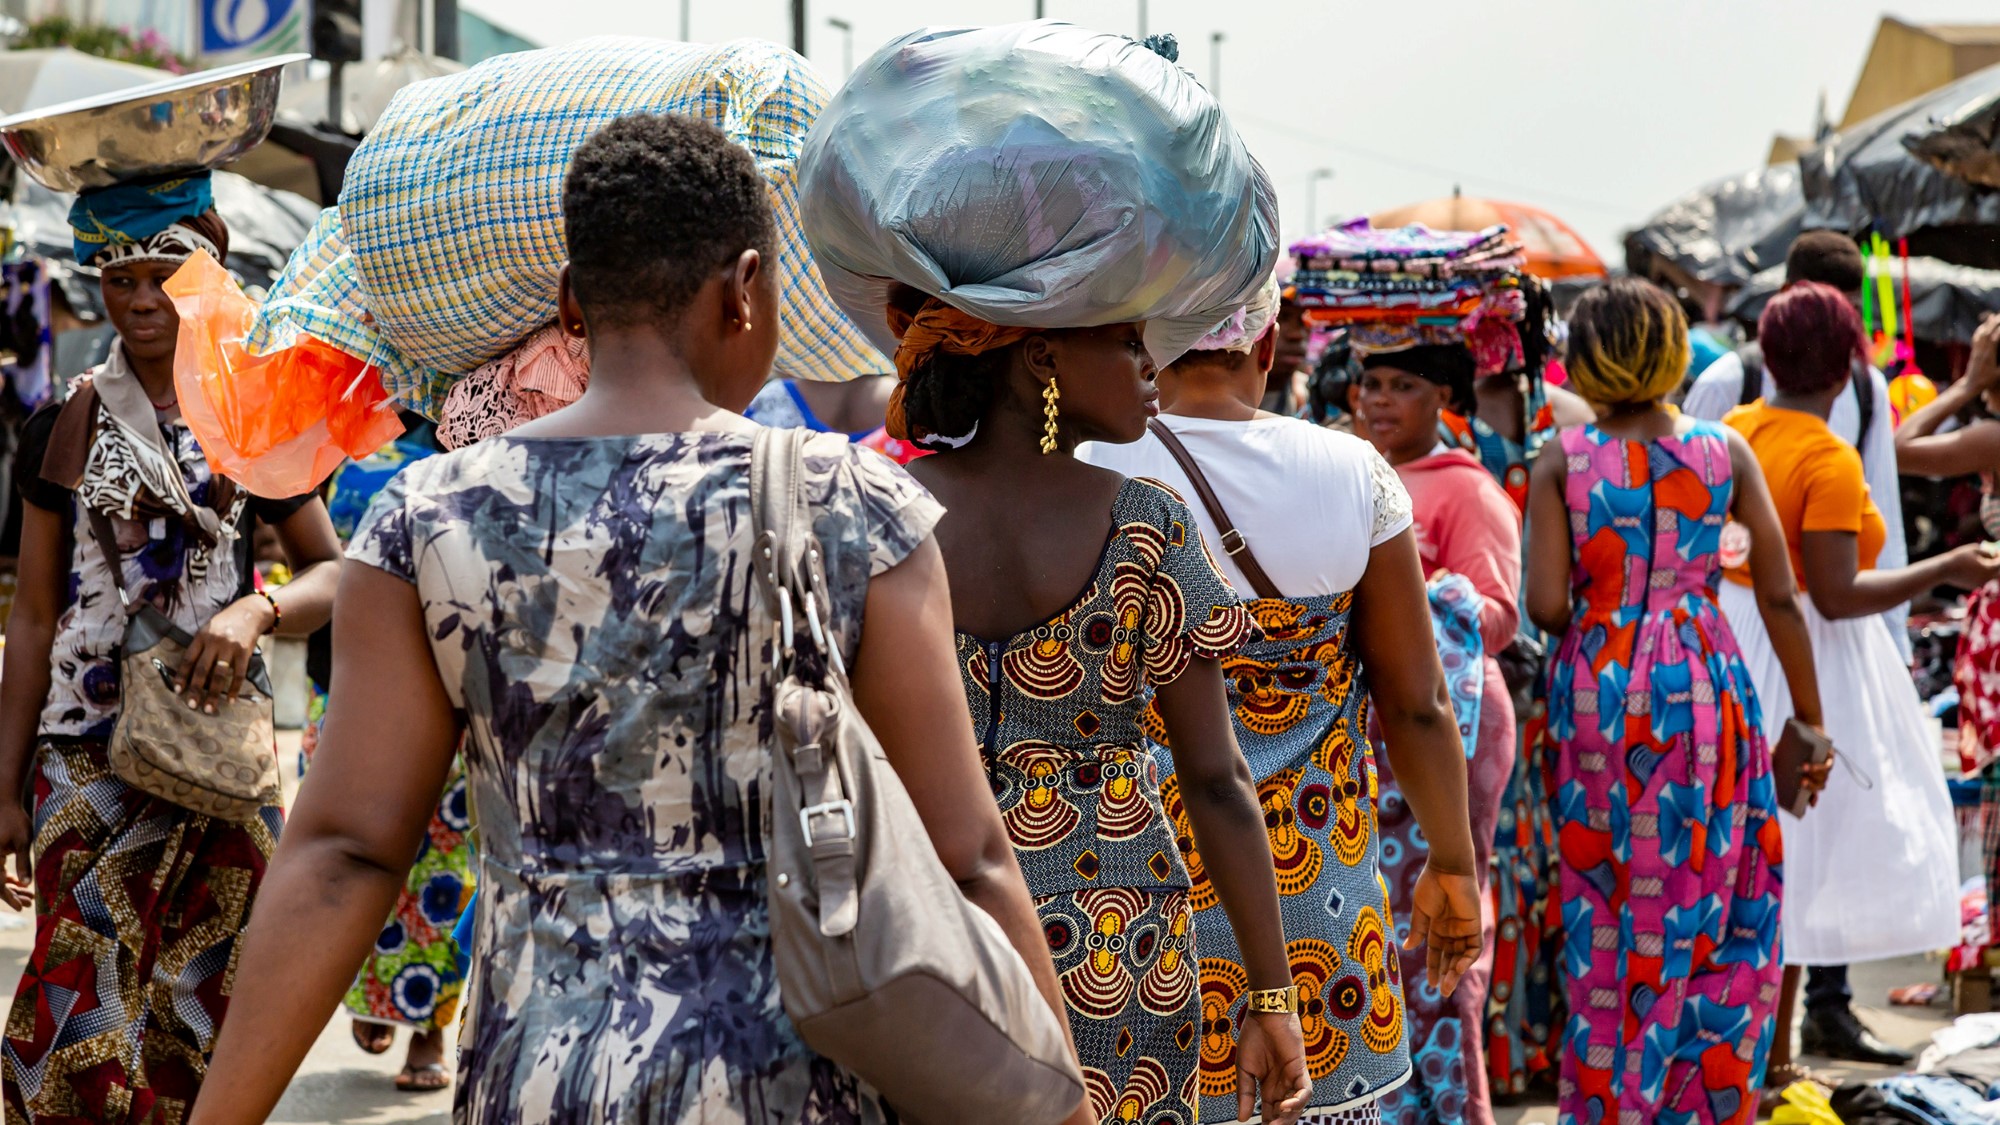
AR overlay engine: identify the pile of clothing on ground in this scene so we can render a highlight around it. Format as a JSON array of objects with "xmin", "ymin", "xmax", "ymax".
[
  {"xmin": 1289, "ymin": 218, "xmax": 1528, "ymax": 360},
  {"xmin": 1820, "ymin": 1013, "xmax": 2000, "ymax": 1123}
]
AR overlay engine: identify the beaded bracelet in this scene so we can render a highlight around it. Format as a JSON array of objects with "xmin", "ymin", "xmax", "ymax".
[{"xmin": 257, "ymin": 588, "xmax": 282, "ymax": 634}]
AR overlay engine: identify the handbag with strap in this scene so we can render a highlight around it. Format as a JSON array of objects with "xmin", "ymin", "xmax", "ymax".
[
  {"xmin": 750, "ymin": 428, "xmax": 1083, "ymax": 1125},
  {"xmin": 86, "ymin": 508, "xmax": 280, "ymax": 822},
  {"xmin": 1145, "ymin": 417, "xmax": 1283, "ymax": 599}
]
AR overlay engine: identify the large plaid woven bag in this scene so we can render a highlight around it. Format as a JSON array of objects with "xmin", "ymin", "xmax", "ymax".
[{"xmin": 250, "ymin": 37, "xmax": 884, "ymax": 418}]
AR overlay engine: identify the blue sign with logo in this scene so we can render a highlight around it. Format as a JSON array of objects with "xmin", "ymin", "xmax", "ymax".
[{"xmin": 202, "ymin": 0, "xmax": 307, "ymax": 60}]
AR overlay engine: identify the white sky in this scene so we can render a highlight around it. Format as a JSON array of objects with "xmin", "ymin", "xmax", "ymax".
[{"xmin": 460, "ymin": 0, "xmax": 2000, "ymax": 268}]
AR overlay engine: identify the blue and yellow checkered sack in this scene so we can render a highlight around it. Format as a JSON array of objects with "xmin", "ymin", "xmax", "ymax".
[{"xmin": 250, "ymin": 37, "xmax": 885, "ymax": 418}]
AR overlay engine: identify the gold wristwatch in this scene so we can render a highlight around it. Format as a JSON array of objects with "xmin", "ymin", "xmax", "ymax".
[{"xmin": 1244, "ymin": 985, "xmax": 1298, "ymax": 1015}]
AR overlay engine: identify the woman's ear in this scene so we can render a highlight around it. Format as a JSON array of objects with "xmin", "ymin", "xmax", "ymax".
[
  {"xmin": 728, "ymin": 248, "xmax": 763, "ymax": 331},
  {"xmin": 1019, "ymin": 333, "xmax": 1059, "ymax": 389},
  {"xmin": 1253, "ymin": 328, "xmax": 1278, "ymax": 374},
  {"xmin": 556, "ymin": 266, "xmax": 587, "ymax": 339}
]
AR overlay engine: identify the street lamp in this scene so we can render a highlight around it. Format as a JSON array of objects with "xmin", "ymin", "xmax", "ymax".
[
  {"xmin": 1305, "ymin": 168, "xmax": 1335, "ymax": 237},
  {"xmin": 827, "ymin": 17, "xmax": 853, "ymax": 76},
  {"xmin": 1137, "ymin": 0, "xmax": 1147, "ymax": 37},
  {"xmin": 791, "ymin": 0, "xmax": 805, "ymax": 55},
  {"xmin": 679, "ymin": 0, "xmax": 689, "ymax": 41},
  {"xmin": 1209, "ymin": 31, "xmax": 1223, "ymax": 96}
]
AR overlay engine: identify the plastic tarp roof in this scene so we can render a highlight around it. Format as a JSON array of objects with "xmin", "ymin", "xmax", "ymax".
[
  {"xmin": 1725, "ymin": 254, "xmax": 2000, "ymax": 341},
  {"xmin": 1625, "ymin": 163, "xmax": 1803, "ymax": 288},
  {"xmin": 1801, "ymin": 62, "xmax": 2000, "ymax": 239}
]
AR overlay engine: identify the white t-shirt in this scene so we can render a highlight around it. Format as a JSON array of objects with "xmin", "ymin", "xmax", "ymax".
[{"xmin": 1078, "ymin": 415, "xmax": 1412, "ymax": 598}]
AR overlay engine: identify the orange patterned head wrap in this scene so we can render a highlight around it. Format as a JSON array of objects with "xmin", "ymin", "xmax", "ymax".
[{"xmin": 884, "ymin": 297, "xmax": 1035, "ymax": 440}]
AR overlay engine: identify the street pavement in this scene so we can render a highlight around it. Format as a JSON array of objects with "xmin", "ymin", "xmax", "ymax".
[{"xmin": 0, "ymin": 730, "xmax": 1950, "ymax": 1124}]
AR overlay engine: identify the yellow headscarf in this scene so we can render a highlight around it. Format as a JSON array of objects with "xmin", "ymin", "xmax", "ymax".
[{"xmin": 1564, "ymin": 278, "xmax": 1690, "ymax": 407}]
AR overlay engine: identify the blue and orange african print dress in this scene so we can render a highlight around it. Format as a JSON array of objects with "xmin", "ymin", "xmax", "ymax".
[
  {"xmin": 959, "ymin": 477, "xmax": 1255, "ymax": 1125},
  {"xmin": 1545, "ymin": 421, "xmax": 1782, "ymax": 1125}
]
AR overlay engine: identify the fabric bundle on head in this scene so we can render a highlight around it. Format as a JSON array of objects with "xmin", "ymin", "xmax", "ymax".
[
  {"xmin": 1563, "ymin": 277, "xmax": 1690, "ymax": 406},
  {"xmin": 799, "ymin": 21, "xmax": 1278, "ymax": 370},
  {"xmin": 70, "ymin": 174, "xmax": 228, "ymax": 267},
  {"xmin": 1191, "ymin": 270, "xmax": 1282, "ymax": 354},
  {"xmin": 250, "ymin": 37, "xmax": 885, "ymax": 420}
]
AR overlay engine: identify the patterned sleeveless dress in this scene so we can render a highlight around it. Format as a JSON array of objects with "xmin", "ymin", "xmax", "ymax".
[
  {"xmin": 959, "ymin": 477, "xmax": 1255, "ymax": 1125},
  {"xmin": 1546, "ymin": 422, "xmax": 1782, "ymax": 1125},
  {"xmin": 1148, "ymin": 591, "xmax": 1414, "ymax": 1123}
]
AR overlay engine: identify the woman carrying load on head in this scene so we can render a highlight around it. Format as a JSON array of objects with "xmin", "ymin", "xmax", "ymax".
[
  {"xmin": 794, "ymin": 22, "xmax": 1489, "ymax": 1123},
  {"xmin": 189, "ymin": 113, "xmax": 1071, "ymax": 1125},
  {"xmin": 0, "ymin": 174, "xmax": 344, "ymax": 1123},
  {"xmin": 1523, "ymin": 278, "xmax": 1825, "ymax": 1124},
  {"xmin": 1081, "ymin": 279, "xmax": 1485, "ymax": 1125}
]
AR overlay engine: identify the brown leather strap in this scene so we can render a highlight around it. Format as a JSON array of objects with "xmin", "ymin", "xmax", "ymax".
[{"xmin": 1145, "ymin": 418, "xmax": 1282, "ymax": 600}]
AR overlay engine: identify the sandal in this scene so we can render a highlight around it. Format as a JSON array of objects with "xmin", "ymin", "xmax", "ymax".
[
  {"xmin": 351, "ymin": 1021, "xmax": 394, "ymax": 1056},
  {"xmin": 395, "ymin": 1062, "xmax": 452, "ymax": 1092},
  {"xmin": 1759, "ymin": 1066, "xmax": 1832, "ymax": 1116}
]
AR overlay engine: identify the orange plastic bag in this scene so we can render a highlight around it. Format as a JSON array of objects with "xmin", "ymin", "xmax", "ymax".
[{"xmin": 167, "ymin": 252, "xmax": 404, "ymax": 497}]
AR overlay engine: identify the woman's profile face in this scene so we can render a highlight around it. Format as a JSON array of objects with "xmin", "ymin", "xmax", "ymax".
[{"xmin": 1038, "ymin": 322, "xmax": 1157, "ymax": 445}]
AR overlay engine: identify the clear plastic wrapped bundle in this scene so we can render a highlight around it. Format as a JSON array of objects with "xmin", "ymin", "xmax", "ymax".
[{"xmin": 799, "ymin": 21, "xmax": 1277, "ymax": 364}]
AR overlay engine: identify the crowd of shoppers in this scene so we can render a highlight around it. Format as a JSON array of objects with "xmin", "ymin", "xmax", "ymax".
[{"xmin": 0, "ymin": 20, "xmax": 1994, "ymax": 1125}]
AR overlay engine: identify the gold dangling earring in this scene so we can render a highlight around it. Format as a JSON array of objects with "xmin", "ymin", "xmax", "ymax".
[{"xmin": 1039, "ymin": 377, "xmax": 1062, "ymax": 454}]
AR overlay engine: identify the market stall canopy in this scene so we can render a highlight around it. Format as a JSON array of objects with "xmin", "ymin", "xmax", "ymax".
[
  {"xmin": 1370, "ymin": 194, "xmax": 1606, "ymax": 281},
  {"xmin": 1903, "ymin": 64, "xmax": 2000, "ymax": 189},
  {"xmin": 1625, "ymin": 163, "xmax": 1804, "ymax": 291},
  {"xmin": 1725, "ymin": 254, "xmax": 2000, "ymax": 342},
  {"xmin": 1801, "ymin": 61, "xmax": 2000, "ymax": 242}
]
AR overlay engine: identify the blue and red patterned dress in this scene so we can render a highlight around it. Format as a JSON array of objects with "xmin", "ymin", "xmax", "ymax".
[{"xmin": 1546, "ymin": 422, "xmax": 1782, "ymax": 1125}]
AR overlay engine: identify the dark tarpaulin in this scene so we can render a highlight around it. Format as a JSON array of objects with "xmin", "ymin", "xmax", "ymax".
[
  {"xmin": 1800, "ymin": 62, "xmax": 2000, "ymax": 243},
  {"xmin": 1624, "ymin": 163, "xmax": 1803, "ymax": 289},
  {"xmin": 1725, "ymin": 255, "xmax": 2000, "ymax": 342},
  {"xmin": 1904, "ymin": 67, "xmax": 2000, "ymax": 190}
]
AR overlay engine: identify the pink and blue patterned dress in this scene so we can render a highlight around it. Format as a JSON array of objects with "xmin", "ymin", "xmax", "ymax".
[{"xmin": 1546, "ymin": 422, "xmax": 1782, "ymax": 1125}]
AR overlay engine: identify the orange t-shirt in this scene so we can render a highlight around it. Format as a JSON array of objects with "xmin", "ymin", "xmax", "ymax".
[{"xmin": 1723, "ymin": 402, "xmax": 1885, "ymax": 590}]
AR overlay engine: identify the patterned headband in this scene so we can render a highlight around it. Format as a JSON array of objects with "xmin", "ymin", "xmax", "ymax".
[{"xmin": 92, "ymin": 224, "xmax": 220, "ymax": 270}]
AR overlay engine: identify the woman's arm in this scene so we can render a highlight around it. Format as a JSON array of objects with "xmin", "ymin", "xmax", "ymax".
[
  {"xmin": 190, "ymin": 562, "xmax": 462, "ymax": 1124},
  {"xmin": 176, "ymin": 499, "xmax": 343, "ymax": 712},
  {"xmin": 1798, "ymin": 531, "xmax": 1999, "ymax": 620},
  {"xmin": 1154, "ymin": 660, "xmax": 1311, "ymax": 1125},
  {"xmin": 849, "ymin": 539, "xmax": 1078, "ymax": 1085},
  {"xmin": 1895, "ymin": 316, "xmax": 2000, "ymax": 477},
  {"xmin": 1524, "ymin": 444, "xmax": 1574, "ymax": 635},
  {"xmin": 1725, "ymin": 431, "xmax": 1823, "ymax": 729},
  {"xmin": 1435, "ymin": 483, "xmax": 1522, "ymax": 654},
  {"xmin": 1351, "ymin": 528, "xmax": 1482, "ymax": 993},
  {"xmin": 0, "ymin": 505, "xmax": 67, "ymax": 909}
]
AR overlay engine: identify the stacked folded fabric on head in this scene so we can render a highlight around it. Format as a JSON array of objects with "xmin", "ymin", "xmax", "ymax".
[{"xmin": 1290, "ymin": 218, "xmax": 1528, "ymax": 357}]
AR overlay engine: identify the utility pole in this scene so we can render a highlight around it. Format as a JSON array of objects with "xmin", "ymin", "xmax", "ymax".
[
  {"xmin": 1034, "ymin": 0, "xmax": 1044, "ymax": 16},
  {"xmin": 1136, "ymin": 0, "xmax": 1146, "ymax": 37},
  {"xmin": 1306, "ymin": 168, "xmax": 1334, "ymax": 237},
  {"xmin": 791, "ymin": 0, "xmax": 805, "ymax": 56},
  {"xmin": 827, "ymin": 16, "xmax": 852, "ymax": 76},
  {"xmin": 1209, "ymin": 31, "xmax": 1223, "ymax": 95},
  {"xmin": 680, "ymin": 0, "xmax": 689, "ymax": 41}
]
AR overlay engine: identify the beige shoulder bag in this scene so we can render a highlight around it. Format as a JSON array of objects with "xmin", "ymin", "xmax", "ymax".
[
  {"xmin": 88, "ymin": 508, "xmax": 281, "ymax": 822},
  {"xmin": 751, "ymin": 428, "xmax": 1082, "ymax": 1125}
]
